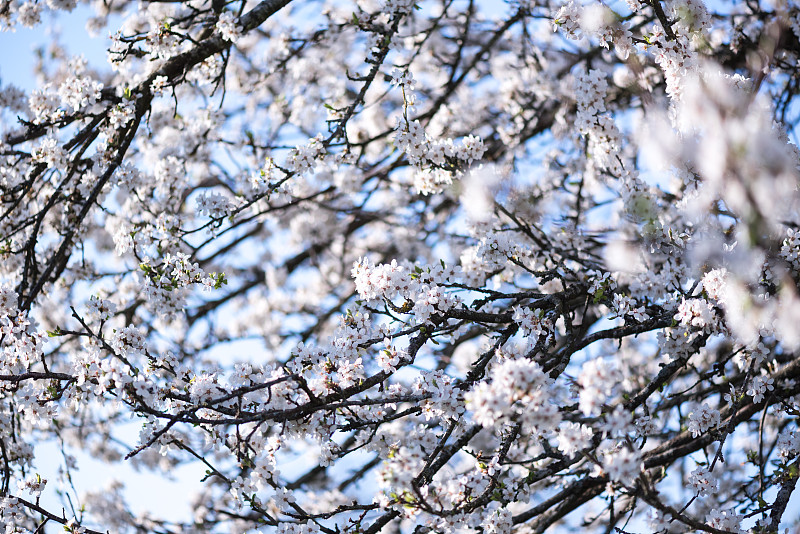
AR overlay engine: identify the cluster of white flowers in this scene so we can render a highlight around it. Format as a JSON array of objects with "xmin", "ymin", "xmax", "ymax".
[
  {"xmin": 610, "ymin": 293, "xmax": 649, "ymax": 322},
  {"xmin": 18, "ymin": 474, "xmax": 46, "ymax": 498},
  {"xmin": 412, "ymin": 284, "xmax": 460, "ymax": 323},
  {"xmin": 1, "ymin": 289, "xmax": 46, "ymax": 376},
  {"xmin": 635, "ymin": 414, "xmax": 657, "ymax": 437},
  {"xmin": 150, "ymin": 75, "xmax": 170, "ymax": 96},
  {"xmin": 600, "ymin": 441, "xmax": 642, "ymax": 484},
  {"xmin": 512, "ymin": 306, "xmax": 552, "ymax": 345},
  {"xmin": 657, "ymin": 325, "xmax": 698, "ymax": 360},
  {"xmin": 473, "ymin": 230, "xmax": 529, "ymax": 271},
  {"xmin": 647, "ymin": 26, "xmax": 697, "ymax": 103},
  {"xmin": 57, "ymin": 74, "xmax": 103, "ymax": 113},
  {"xmin": 107, "ymin": 100, "xmax": 136, "ymax": 130},
  {"xmin": 706, "ymin": 508, "xmax": 743, "ymax": 533},
  {"xmin": 552, "ymin": 1, "xmax": 580, "ymax": 39},
  {"xmin": 466, "ymin": 358, "xmax": 560, "ymax": 433},
  {"xmin": 377, "ymin": 338, "xmax": 406, "ymax": 373},
  {"xmin": 1, "ymin": 1, "xmax": 74, "ymax": 30},
  {"xmin": 216, "ymin": 11, "xmax": 242, "ymax": 42},
  {"xmin": 16, "ymin": 381, "xmax": 59, "ymax": 425},
  {"xmin": 577, "ymin": 357, "xmax": 624, "ymax": 416},
  {"xmin": 375, "ymin": 431, "xmax": 429, "ymax": 504},
  {"xmin": 286, "ymin": 134, "xmax": 325, "ymax": 176},
  {"xmin": 276, "ymin": 521, "xmax": 320, "ymax": 534},
  {"xmin": 574, "ymin": 69, "xmax": 624, "ymax": 175},
  {"xmin": 781, "ymin": 229, "xmax": 800, "ymax": 271},
  {"xmin": 144, "ymin": 21, "xmax": 180, "ymax": 60},
  {"xmin": 746, "ymin": 374, "xmax": 774, "ymax": 404},
  {"xmin": 412, "ymin": 166, "xmax": 455, "ymax": 196},
  {"xmin": 688, "ymin": 466, "xmax": 718, "ymax": 496},
  {"xmin": 459, "ymin": 135, "xmax": 487, "ymax": 165},
  {"xmin": 31, "ymin": 137, "xmax": 68, "ymax": 169},
  {"xmin": 481, "ymin": 503, "xmax": 512, "ymax": 534},
  {"xmin": 86, "ymin": 295, "xmax": 117, "ymax": 322},
  {"xmin": 675, "ymin": 297, "xmax": 716, "ymax": 330},
  {"xmin": 416, "ymin": 369, "xmax": 463, "ymax": 420},
  {"xmin": 554, "ymin": 3, "xmax": 633, "ymax": 59},
  {"xmin": 687, "ymin": 402, "xmax": 721, "ymax": 437},
  {"xmin": 28, "ymin": 84, "xmax": 63, "ymax": 123},
  {"xmin": 110, "ymin": 325, "xmax": 146, "ymax": 358},
  {"xmin": 0, "ymin": 285, "xmax": 18, "ymax": 318},
  {"xmin": 667, "ymin": 0, "xmax": 711, "ymax": 36},
  {"xmin": 701, "ymin": 268, "xmax": 728, "ymax": 301},
  {"xmin": 16, "ymin": 1, "xmax": 42, "ymax": 27},
  {"xmin": 188, "ymin": 371, "xmax": 223, "ymax": 402},
  {"xmin": 139, "ymin": 252, "xmax": 223, "ymax": 317},
  {"xmin": 556, "ymin": 421, "xmax": 594, "ymax": 456},
  {"xmin": 395, "ymin": 120, "xmax": 486, "ymax": 171},
  {"xmin": 391, "ymin": 69, "xmax": 486, "ymax": 194},
  {"xmin": 352, "ymin": 257, "xmax": 407, "ymax": 302},
  {"xmin": 195, "ymin": 191, "xmax": 234, "ymax": 219},
  {"xmin": 0, "ymin": 496, "xmax": 25, "ymax": 532},
  {"xmin": 389, "ymin": 67, "xmax": 416, "ymax": 89},
  {"xmin": 113, "ymin": 161, "xmax": 145, "ymax": 195},
  {"xmin": 352, "ymin": 258, "xmax": 462, "ymax": 323},
  {"xmin": 777, "ymin": 427, "xmax": 800, "ymax": 460}
]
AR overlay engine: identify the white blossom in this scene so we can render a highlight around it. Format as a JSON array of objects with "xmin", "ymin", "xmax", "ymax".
[{"xmin": 687, "ymin": 403, "xmax": 721, "ymax": 438}]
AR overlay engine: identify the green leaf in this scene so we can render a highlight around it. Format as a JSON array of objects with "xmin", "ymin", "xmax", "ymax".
[
  {"xmin": 211, "ymin": 272, "xmax": 228, "ymax": 289},
  {"xmin": 789, "ymin": 463, "xmax": 799, "ymax": 478},
  {"xmin": 47, "ymin": 327, "xmax": 63, "ymax": 337}
]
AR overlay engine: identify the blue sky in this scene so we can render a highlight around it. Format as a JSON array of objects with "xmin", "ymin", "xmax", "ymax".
[{"xmin": 0, "ymin": 4, "xmax": 113, "ymax": 91}]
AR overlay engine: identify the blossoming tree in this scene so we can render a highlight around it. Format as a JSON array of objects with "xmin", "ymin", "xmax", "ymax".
[{"xmin": 2, "ymin": 0, "xmax": 800, "ymax": 532}]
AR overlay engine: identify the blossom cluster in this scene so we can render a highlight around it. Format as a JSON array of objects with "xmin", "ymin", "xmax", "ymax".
[
  {"xmin": 573, "ymin": 69, "xmax": 624, "ymax": 175},
  {"xmin": 390, "ymin": 69, "xmax": 486, "ymax": 194},
  {"xmin": 139, "ymin": 252, "xmax": 225, "ymax": 318},
  {"xmin": 352, "ymin": 258, "xmax": 462, "ymax": 322},
  {"xmin": 2, "ymin": 0, "xmax": 800, "ymax": 533},
  {"xmin": 466, "ymin": 357, "xmax": 559, "ymax": 432}
]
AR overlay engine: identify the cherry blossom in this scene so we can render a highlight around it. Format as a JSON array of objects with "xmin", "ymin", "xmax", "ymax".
[{"xmin": 1, "ymin": 0, "xmax": 800, "ymax": 532}]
